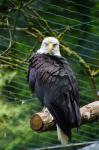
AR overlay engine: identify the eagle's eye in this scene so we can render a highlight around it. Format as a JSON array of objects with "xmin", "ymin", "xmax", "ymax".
[
  {"xmin": 45, "ymin": 42, "xmax": 48, "ymax": 46},
  {"xmin": 53, "ymin": 43, "xmax": 57, "ymax": 47}
]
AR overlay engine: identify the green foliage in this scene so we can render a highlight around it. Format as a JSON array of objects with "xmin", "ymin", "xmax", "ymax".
[
  {"xmin": 0, "ymin": 0, "xmax": 99, "ymax": 149},
  {"xmin": 0, "ymin": 71, "xmax": 17, "ymax": 90}
]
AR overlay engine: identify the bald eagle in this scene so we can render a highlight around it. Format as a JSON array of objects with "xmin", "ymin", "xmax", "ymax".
[{"xmin": 28, "ymin": 37, "xmax": 81, "ymax": 145}]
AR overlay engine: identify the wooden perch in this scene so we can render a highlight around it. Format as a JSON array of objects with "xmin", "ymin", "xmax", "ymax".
[{"xmin": 30, "ymin": 101, "xmax": 99, "ymax": 132}]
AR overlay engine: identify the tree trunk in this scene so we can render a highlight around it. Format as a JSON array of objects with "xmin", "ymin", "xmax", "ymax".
[{"xmin": 30, "ymin": 101, "xmax": 99, "ymax": 132}]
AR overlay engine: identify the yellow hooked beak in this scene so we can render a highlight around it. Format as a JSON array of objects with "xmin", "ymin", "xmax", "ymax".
[{"xmin": 48, "ymin": 42, "xmax": 54, "ymax": 54}]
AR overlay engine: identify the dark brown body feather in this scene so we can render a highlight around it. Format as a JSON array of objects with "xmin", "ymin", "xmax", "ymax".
[{"xmin": 28, "ymin": 53, "xmax": 81, "ymax": 139}]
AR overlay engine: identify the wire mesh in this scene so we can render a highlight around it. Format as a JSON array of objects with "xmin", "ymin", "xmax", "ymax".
[{"xmin": 0, "ymin": 0, "xmax": 99, "ymax": 149}]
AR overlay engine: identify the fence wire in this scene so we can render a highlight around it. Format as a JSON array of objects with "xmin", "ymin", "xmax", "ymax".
[{"xmin": 0, "ymin": 0, "xmax": 99, "ymax": 149}]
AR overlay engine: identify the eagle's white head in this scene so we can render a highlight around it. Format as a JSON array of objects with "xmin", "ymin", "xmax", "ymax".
[{"xmin": 37, "ymin": 37, "xmax": 61, "ymax": 56}]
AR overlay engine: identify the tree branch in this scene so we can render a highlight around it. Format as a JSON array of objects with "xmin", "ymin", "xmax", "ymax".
[
  {"xmin": 30, "ymin": 101, "xmax": 99, "ymax": 132},
  {"xmin": 0, "ymin": 15, "xmax": 99, "ymax": 78}
]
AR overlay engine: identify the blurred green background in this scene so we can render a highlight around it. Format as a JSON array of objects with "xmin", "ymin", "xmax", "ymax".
[{"xmin": 0, "ymin": 0, "xmax": 99, "ymax": 149}]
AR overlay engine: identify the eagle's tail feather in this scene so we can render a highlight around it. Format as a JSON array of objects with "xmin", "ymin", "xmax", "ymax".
[{"xmin": 56, "ymin": 124, "xmax": 69, "ymax": 146}]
